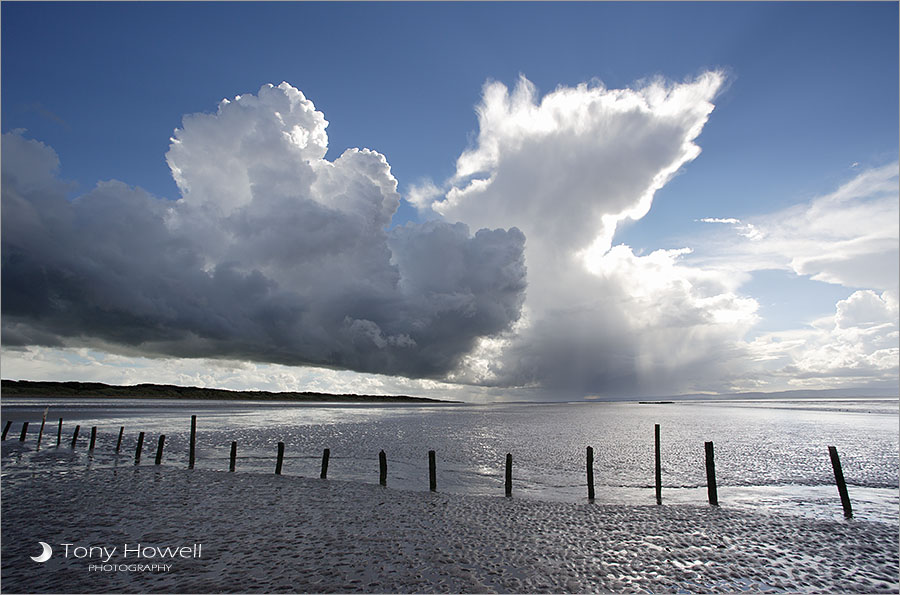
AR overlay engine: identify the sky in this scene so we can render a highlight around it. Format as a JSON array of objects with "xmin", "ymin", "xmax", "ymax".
[{"xmin": 2, "ymin": 2, "xmax": 898, "ymax": 402}]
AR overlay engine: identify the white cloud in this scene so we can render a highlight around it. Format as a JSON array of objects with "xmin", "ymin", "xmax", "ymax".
[
  {"xmin": 745, "ymin": 290, "xmax": 899, "ymax": 389},
  {"xmin": 436, "ymin": 72, "xmax": 725, "ymax": 264},
  {"xmin": 690, "ymin": 163, "xmax": 899, "ymax": 391},
  {"xmin": 698, "ymin": 217, "xmax": 762, "ymax": 240},
  {"xmin": 405, "ymin": 179, "xmax": 444, "ymax": 213},
  {"xmin": 772, "ymin": 163, "xmax": 899, "ymax": 290},
  {"xmin": 419, "ymin": 72, "xmax": 768, "ymax": 396},
  {"xmin": 421, "ymin": 73, "xmax": 896, "ymax": 396},
  {"xmin": 694, "ymin": 162, "xmax": 899, "ymax": 291},
  {"xmin": 700, "ymin": 217, "xmax": 741, "ymax": 224}
]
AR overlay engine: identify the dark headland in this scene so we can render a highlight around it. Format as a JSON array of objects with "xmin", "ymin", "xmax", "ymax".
[{"xmin": 1, "ymin": 379, "xmax": 459, "ymax": 404}]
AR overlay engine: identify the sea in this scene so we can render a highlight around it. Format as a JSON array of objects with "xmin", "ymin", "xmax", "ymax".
[{"xmin": 2, "ymin": 396, "xmax": 898, "ymax": 524}]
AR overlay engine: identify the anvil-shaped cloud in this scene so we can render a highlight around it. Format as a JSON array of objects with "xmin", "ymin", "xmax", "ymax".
[{"xmin": 425, "ymin": 73, "xmax": 763, "ymax": 395}]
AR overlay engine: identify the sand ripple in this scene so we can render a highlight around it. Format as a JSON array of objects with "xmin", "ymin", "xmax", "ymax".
[{"xmin": 2, "ymin": 467, "xmax": 897, "ymax": 593}]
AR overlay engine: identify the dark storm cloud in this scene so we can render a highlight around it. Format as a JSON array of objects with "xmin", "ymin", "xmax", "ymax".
[{"xmin": 1, "ymin": 83, "xmax": 527, "ymax": 378}]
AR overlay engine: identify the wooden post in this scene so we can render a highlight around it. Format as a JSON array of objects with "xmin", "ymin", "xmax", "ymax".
[
  {"xmin": 229, "ymin": 441, "xmax": 237, "ymax": 472},
  {"xmin": 379, "ymin": 450, "xmax": 387, "ymax": 486},
  {"xmin": 71, "ymin": 425, "xmax": 81, "ymax": 449},
  {"xmin": 655, "ymin": 424, "xmax": 662, "ymax": 505},
  {"xmin": 19, "ymin": 422, "xmax": 29, "ymax": 442},
  {"xmin": 36, "ymin": 409, "xmax": 48, "ymax": 449},
  {"xmin": 115, "ymin": 426, "xmax": 124, "ymax": 452},
  {"xmin": 586, "ymin": 446, "xmax": 595, "ymax": 501},
  {"xmin": 429, "ymin": 450, "xmax": 437, "ymax": 492},
  {"xmin": 134, "ymin": 431, "xmax": 145, "ymax": 464},
  {"xmin": 704, "ymin": 441, "xmax": 718, "ymax": 506},
  {"xmin": 828, "ymin": 446, "xmax": 853, "ymax": 518},
  {"xmin": 2, "ymin": 420, "xmax": 11, "ymax": 440},
  {"xmin": 57, "ymin": 418, "xmax": 63, "ymax": 446},
  {"xmin": 89, "ymin": 426, "xmax": 97, "ymax": 451},
  {"xmin": 275, "ymin": 442, "xmax": 285, "ymax": 475},
  {"xmin": 320, "ymin": 448, "xmax": 330, "ymax": 479},
  {"xmin": 155, "ymin": 435, "xmax": 165, "ymax": 465},
  {"xmin": 505, "ymin": 453, "xmax": 513, "ymax": 497},
  {"xmin": 188, "ymin": 415, "xmax": 196, "ymax": 469}
]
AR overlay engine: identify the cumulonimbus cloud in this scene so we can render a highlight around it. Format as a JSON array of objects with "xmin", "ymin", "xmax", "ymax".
[
  {"xmin": 1, "ymin": 83, "xmax": 527, "ymax": 379},
  {"xmin": 428, "ymin": 72, "xmax": 897, "ymax": 396},
  {"xmin": 427, "ymin": 72, "xmax": 766, "ymax": 396}
]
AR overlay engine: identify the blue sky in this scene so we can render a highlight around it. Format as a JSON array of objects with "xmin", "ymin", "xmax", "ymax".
[{"xmin": 2, "ymin": 2, "xmax": 898, "ymax": 400}]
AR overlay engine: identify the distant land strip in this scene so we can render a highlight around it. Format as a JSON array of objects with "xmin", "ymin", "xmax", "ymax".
[{"xmin": 0, "ymin": 380, "xmax": 460, "ymax": 404}]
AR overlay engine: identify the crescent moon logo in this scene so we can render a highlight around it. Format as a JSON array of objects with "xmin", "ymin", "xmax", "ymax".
[{"xmin": 31, "ymin": 542, "xmax": 52, "ymax": 563}]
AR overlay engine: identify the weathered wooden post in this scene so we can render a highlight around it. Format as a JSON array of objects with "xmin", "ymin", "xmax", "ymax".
[
  {"xmin": 188, "ymin": 415, "xmax": 197, "ymax": 469},
  {"xmin": 135, "ymin": 431, "xmax": 145, "ymax": 465},
  {"xmin": 89, "ymin": 426, "xmax": 97, "ymax": 451},
  {"xmin": 379, "ymin": 450, "xmax": 387, "ymax": 486},
  {"xmin": 505, "ymin": 453, "xmax": 513, "ymax": 497},
  {"xmin": 320, "ymin": 448, "xmax": 330, "ymax": 479},
  {"xmin": 57, "ymin": 418, "xmax": 63, "ymax": 446},
  {"xmin": 229, "ymin": 441, "xmax": 237, "ymax": 472},
  {"xmin": 155, "ymin": 435, "xmax": 166, "ymax": 465},
  {"xmin": 655, "ymin": 424, "xmax": 662, "ymax": 505},
  {"xmin": 275, "ymin": 442, "xmax": 285, "ymax": 475},
  {"xmin": 36, "ymin": 409, "xmax": 48, "ymax": 449},
  {"xmin": 429, "ymin": 450, "xmax": 437, "ymax": 492},
  {"xmin": 115, "ymin": 426, "xmax": 124, "ymax": 452},
  {"xmin": 704, "ymin": 441, "xmax": 718, "ymax": 506},
  {"xmin": 828, "ymin": 446, "xmax": 853, "ymax": 518},
  {"xmin": 19, "ymin": 422, "xmax": 29, "ymax": 442},
  {"xmin": 71, "ymin": 425, "xmax": 81, "ymax": 449},
  {"xmin": 586, "ymin": 446, "xmax": 595, "ymax": 501},
  {"xmin": 2, "ymin": 420, "xmax": 11, "ymax": 440}
]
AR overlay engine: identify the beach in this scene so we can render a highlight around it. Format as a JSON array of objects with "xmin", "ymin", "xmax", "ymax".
[
  {"xmin": 2, "ymin": 463, "xmax": 898, "ymax": 594},
  {"xmin": 2, "ymin": 397, "xmax": 898, "ymax": 593}
]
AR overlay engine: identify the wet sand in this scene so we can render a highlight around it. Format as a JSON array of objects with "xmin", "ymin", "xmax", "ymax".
[{"xmin": 2, "ymin": 465, "xmax": 897, "ymax": 593}]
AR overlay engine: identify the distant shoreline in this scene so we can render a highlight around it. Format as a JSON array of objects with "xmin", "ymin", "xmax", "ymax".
[{"xmin": 0, "ymin": 379, "xmax": 460, "ymax": 404}]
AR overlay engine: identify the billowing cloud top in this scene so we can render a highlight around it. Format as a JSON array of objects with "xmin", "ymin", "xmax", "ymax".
[
  {"xmin": 2, "ymin": 83, "xmax": 527, "ymax": 378},
  {"xmin": 436, "ymin": 73, "xmax": 723, "ymax": 259},
  {"xmin": 428, "ymin": 72, "xmax": 762, "ymax": 395}
]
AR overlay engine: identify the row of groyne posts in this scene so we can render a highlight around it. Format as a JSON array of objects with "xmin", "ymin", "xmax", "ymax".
[{"xmin": 3, "ymin": 416, "xmax": 855, "ymax": 518}]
